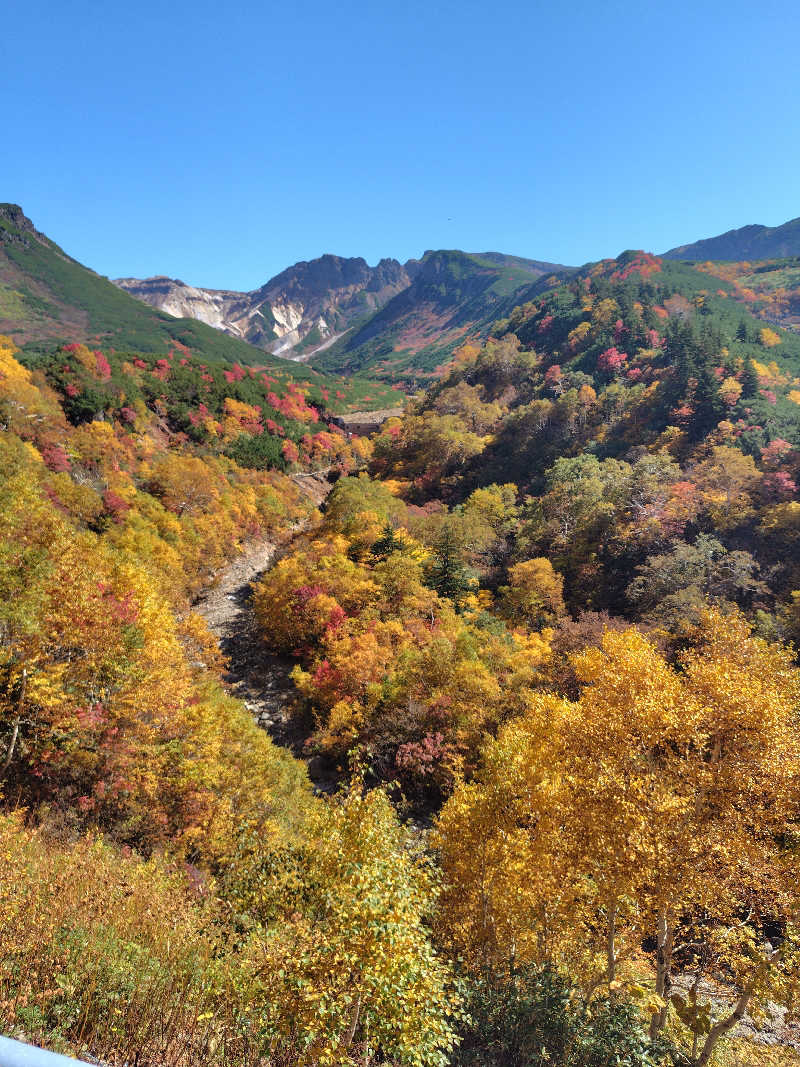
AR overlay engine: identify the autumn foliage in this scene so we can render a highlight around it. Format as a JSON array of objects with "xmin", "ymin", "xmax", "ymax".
[{"xmin": 4, "ymin": 239, "xmax": 800, "ymax": 1067}]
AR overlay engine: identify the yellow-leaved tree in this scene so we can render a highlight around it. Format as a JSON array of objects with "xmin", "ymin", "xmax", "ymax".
[
  {"xmin": 498, "ymin": 557, "xmax": 567, "ymax": 628},
  {"xmin": 435, "ymin": 612, "xmax": 800, "ymax": 1066},
  {"xmin": 225, "ymin": 787, "xmax": 462, "ymax": 1066}
]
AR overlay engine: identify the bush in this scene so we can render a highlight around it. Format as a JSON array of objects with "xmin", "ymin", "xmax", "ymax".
[
  {"xmin": 226, "ymin": 431, "xmax": 287, "ymax": 470},
  {"xmin": 453, "ymin": 966, "xmax": 677, "ymax": 1067}
]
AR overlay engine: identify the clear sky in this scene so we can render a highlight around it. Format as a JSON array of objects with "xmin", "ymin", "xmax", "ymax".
[{"xmin": 4, "ymin": 0, "xmax": 800, "ymax": 290}]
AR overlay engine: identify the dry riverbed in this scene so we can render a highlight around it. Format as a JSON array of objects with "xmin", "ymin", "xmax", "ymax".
[{"xmin": 194, "ymin": 519, "xmax": 337, "ymax": 791}]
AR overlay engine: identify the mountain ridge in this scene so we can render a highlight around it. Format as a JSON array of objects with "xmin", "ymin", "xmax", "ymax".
[
  {"xmin": 114, "ymin": 250, "xmax": 568, "ymax": 368},
  {"xmin": 115, "ymin": 254, "xmax": 416, "ymax": 361},
  {"xmin": 309, "ymin": 249, "xmax": 572, "ymax": 383},
  {"xmin": 664, "ymin": 215, "xmax": 800, "ymax": 261},
  {"xmin": 0, "ymin": 203, "xmax": 296, "ymax": 366}
]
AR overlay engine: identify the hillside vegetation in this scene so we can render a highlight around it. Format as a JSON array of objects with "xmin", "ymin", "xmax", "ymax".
[
  {"xmin": 250, "ymin": 250, "xmax": 800, "ymax": 1062},
  {"xmin": 0, "ymin": 332, "xmax": 463, "ymax": 1065},
  {"xmin": 693, "ymin": 256, "xmax": 800, "ymax": 333},
  {"xmin": 312, "ymin": 249, "xmax": 567, "ymax": 385},
  {"xmin": 2, "ymin": 244, "xmax": 800, "ymax": 1067}
]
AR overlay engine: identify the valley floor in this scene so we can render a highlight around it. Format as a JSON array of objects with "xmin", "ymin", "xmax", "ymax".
[{"xmin": 194, "ymin": 511, "xmax": 338, "ymax": 792}]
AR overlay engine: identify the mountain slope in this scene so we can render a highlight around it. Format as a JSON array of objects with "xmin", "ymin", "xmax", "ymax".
[
  {"xmin": 664, "ymin": 216, "xmax": 800, "ymax": 261},
  {"xmin": 0, "ymin": 204, "xmax": 290, "ymax": 366},
  {"xmin": 310, "ymin": 249, "xmax": 570, "ymax": 384},
  {"xmin": 115, "ymin": 254, "xmax": 414, "ymax": 360},
  {"xmin": 372, "ymin": 248, "xmax": 800, "ymax": 507},
  {"xmin": 682, "ymin": 256, "xmax": 800, "ymax": 335}
]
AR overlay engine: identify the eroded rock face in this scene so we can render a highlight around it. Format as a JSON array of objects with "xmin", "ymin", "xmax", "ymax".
[
  {"xmin": 114, "ymin": 254, "xmax": 413, "ymax": 359},
  {"xmin": 113, "ymin": 277, "xmax": 249, "ymax": 332}
]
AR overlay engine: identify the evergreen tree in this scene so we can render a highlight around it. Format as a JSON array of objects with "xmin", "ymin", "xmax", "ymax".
[
  {"xmin": 741, "ymin": 358, "xmax": 760, "ymax": 398},
  {"xmin": 616, "ymin": 288, "xmax": 635, "ymax": 321},
  {"xmin": 424, "ymin": 526, "xmax": 474, "ymax": 608},
  {"xmin": 689, "ymin": 357, "xmax": 726, "ymax": 441},
  {"xmin": 664, "ymin": 319, "xmax": 697, "ymax": 403},
  {"xmin": 370, "ymin": 522, "xmax": 404, "ymax": 561}
]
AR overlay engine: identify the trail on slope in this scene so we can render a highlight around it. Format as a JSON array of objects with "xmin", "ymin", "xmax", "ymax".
[{"xmin": 195, "ymin": 536, "xmax": 291, "ymax": 726}]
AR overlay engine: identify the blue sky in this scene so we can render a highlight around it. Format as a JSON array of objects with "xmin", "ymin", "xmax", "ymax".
[{"xmin": 4, "ymin": 0, "xmax": 800, "ymax": 289}]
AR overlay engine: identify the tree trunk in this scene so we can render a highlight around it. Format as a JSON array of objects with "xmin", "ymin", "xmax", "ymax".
[
  {"xmin": 606, "ymin": 900, "xmax": 617, "ymax": 985},
  {"xmin": 0, "ymin": 669, "xmax": 26, "ymax": 779},
  {"xmin": 696, "ymin": 987, "xmax": 753, "ymax": 1066},
  {"xmin": 339, "ymin": 993, "xmax": 362, "ymax": 1053},
  {"xmin": 650, "ymin": 907, "xmax": 674, "ymax": 1039},
  {"xmin": 696, "ymin": 949, "xmax": 779, "ymax": 1066}
]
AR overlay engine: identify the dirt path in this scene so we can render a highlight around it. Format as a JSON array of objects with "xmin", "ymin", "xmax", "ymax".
[{"xmin": 194, "ymin": 529, "xmax": 340, "ymax": 791}]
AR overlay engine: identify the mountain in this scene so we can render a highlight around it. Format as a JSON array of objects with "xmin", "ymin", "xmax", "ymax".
[
  {"xmin": 310, "ymin": 249, "xmax": 570, "ymax": 384},
  {"xmin": 664, "ymin": 216, "xmax": 800, "ymax": 261},
  {"xmin": 0, "ymin": 203, "xmax": 291, "ymax": 366},
  {"xmin": 115, "ymin": 255, "xmax": 415, "ymax": 360},
  {"xmin": 115, "ymin": 250, "xmax": 568, "ymax": 380}
]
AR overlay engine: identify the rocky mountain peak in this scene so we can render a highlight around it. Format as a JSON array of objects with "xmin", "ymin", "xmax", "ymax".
[{"xmin": 115, "ymin": 254, "xmax": 414, "ymax": 360}]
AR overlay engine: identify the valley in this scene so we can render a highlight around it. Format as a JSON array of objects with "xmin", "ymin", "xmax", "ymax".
[
  {"xmin": 7, "ymin": 0, "xmax": 800, "ymax": 1062},
  {"xmin": 2, "ymin": 205, "xmax": 800, "ymax": 1067}
]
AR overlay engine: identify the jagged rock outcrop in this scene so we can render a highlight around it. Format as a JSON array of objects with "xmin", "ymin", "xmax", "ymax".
[
  {"xmin": 0, "ymin": 203, "xmax": 50, "ymax": 247},
  {"xmin": 112, "ymin": 276, "xmax": 251, "ymax": 333},
  {"xmin": 115, "ymin": 254, "xmax": 414, "ymax": 360}
]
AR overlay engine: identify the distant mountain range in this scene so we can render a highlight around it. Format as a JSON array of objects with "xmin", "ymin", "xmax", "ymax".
[
  {"xmin": 6, "ymin": 200, "xmax": 800, "ymax": 388},
  {"xmin": 115, "ymin": 212, "xmax": 800, "ymax": 382},
  {"xmin": 115, "ymin": 252, "xmax": 567, "ymax": 373},
  {"xmin": 664, "ymin": 216, "xmax": 800, "ymax": 261},
  {"xmin": 115, "ymin": 256, "xmax": 417, "ymax": 361}
]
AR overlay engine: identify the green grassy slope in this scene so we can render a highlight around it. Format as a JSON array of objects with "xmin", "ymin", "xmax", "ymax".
[
  {"xmin": 0, "ymin": 204, "xmax": 401, "ymax": 411},
  {"xmin": 0, "ymin": 204, "xmax": 292, "ymax": 366},
  {"xmin": 311, "ymin": 249, "xmax": 569, "ymax": 385}
]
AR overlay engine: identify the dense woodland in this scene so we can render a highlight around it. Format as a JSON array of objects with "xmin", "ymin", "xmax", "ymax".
[{"xmin": 1, "ymin": 248, "xmax": 800, "ymax": 1067}]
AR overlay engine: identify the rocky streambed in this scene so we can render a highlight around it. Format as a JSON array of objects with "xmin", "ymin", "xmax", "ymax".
[{"xmin": 193, "ymin": 524, "xmax": 337, "ymax": 793}]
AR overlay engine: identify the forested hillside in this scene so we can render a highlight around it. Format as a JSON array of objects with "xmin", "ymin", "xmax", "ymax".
[
  {"xmin": 0, "ymin": 330, "xmax": 464, "ymax": 1065},
  {"xmin": 249, "ymin": 249, "xmax": 800, "ymax": 1061},
  {"xmin": 364, "ymin": 253, "xmax": 800, "ymax": 629},
  {"xmin": 693, "ymin": 256, "xmax": 800, "ymax": 333},
  {"xmin": 2, "ymin": 245, "xmax": 800, "ymax": 1067}
]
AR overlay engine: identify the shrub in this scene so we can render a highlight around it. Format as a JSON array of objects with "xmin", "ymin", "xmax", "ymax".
[{"xmin": 453, "ymin": 967, "xmax": 677, "ymax": 1067}]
